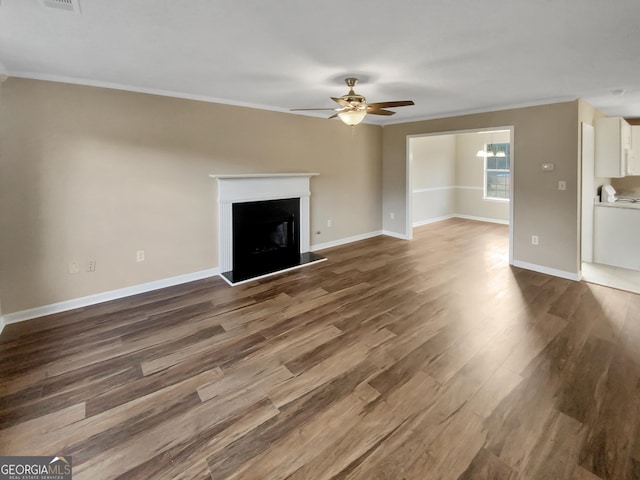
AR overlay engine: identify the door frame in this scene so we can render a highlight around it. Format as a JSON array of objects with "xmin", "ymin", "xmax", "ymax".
[{"xmin": 405, "ymin": 125, "xmax": 515, "ymax": 265}]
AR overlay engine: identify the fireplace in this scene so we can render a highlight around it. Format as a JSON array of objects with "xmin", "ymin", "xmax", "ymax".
[
  {"xmin": 211, "ymin": 173, "xmax": 325, "ymax": 285},
  {"xmin": 233, "ymin": 198, "xmax": 300, "ymax": 278}
]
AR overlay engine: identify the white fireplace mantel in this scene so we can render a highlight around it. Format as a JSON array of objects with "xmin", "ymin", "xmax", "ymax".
[{"xmin": 210, "ymin": 173, "xmax": 319, "ymax": 274}]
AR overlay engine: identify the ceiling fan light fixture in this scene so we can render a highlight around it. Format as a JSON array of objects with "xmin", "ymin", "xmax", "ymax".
[
  {"xmin": 338, "ymin": 110, "xmax": 367, "ymax": 126},
  {"xmin": 290, "ymin": 78, "xmax": 414, "ymax": 125}
]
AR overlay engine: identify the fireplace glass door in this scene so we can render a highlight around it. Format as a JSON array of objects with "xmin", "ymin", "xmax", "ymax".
[{"xmin": 232, "ymin": 198, "xmax": 300, "ymax": 278}]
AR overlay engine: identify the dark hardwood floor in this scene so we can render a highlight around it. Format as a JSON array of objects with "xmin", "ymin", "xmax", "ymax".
[{"xmin": 1, "ymin": 218, "xmax": 639, "ymax": 480}]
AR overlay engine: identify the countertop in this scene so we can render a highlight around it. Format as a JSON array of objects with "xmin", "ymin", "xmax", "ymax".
[{"xmin": 595, "ymin": 201, "xmax": 640, "ymax": 210}]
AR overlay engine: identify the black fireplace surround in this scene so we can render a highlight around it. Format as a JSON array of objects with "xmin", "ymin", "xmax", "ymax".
[
  {"xmin": 221, "ymin": 198, "xmax": 323, "ymax": 283},
  {"xmin": 234, "ymin": 197, "xmax": 300, "ymax": 272}
]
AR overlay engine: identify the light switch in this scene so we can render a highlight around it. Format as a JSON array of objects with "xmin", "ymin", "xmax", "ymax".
[
  {"xmin": 558, "ymin": 180, "xmax": 566, "ymax": 191},
  {"xmin": 542, "ymin": 163, "xmax": 555, "ymax": 171}
]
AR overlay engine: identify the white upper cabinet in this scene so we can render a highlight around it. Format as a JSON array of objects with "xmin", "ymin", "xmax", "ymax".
[
  {"xmin": 629, "ymin": 125, "xmax": 640, "ymax": 176},
  {"xmin": 595, "ymin": 117, "xmax": 632, "ymax": 177}
]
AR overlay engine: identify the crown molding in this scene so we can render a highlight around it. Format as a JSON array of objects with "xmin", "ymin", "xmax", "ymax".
[{"xmin": 6, "ymin": 71, "xmax": 577, "ymax": 127}]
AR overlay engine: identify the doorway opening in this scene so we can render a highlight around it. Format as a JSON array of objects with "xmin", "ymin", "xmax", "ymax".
[
  {"xmin": 580, "ymin": 122, "xmax": 640, "ymax": 294},
  {"xmin": 406, "ymin": 127, "xmax": 514, "ymax": 264}
]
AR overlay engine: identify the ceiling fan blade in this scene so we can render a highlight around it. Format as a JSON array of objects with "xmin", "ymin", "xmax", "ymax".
[
  {"xmin": 367, "ymin": 100, "xmax": 415, "ymax": 109},
  {"xmin": 290, "ymin": 108, "xmax": 340, "ymax": 111},
  {"xmin": 366, "ymin": 107, "xmax": 396, "ymax": 116},
  {"xmin": 293, "ymin": 79, "xmax": 414, "ymax": 122},
  {"xmin": 331, "ymin": 97, "xmax": 352, "ymax": 107},
  {"xmin": 328, "ymin": 113, "xmax": 340, "ymax": 119}
]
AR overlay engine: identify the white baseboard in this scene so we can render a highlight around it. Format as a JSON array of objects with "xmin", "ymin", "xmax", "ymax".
[
  {"xmin": 1, "ymin": 267, "xmax": 220, "ymax": 326},
  {"xmin": 2, "ymin": 228, "xmax": 574, "ymax": 329},
  {"xmin": 453, "ymin": 214, "xmax": 509, "ymax": 225},
  {"xmin": 410, "ymin": 216, "xmax": 576, "ymax": 282},
  {"xmin": 311, "ymin": 230, "xmax": 383, "ymax": 251},
  {"xmin": 381, "ymin": 230, "xmax": 410, "ymax": 240},
  {"xmin": 2, "ymin": 229, "xmax": 389, "ymax": 329},
  {"xmin": 413, "ymin": 214, "xmax": 508, "ymax": 227},
  {"xmin": 511, "ymin": 260, "xmax": 580, "ymax": 281},
  {"xmin": 412, "ymin": 215, "xmax": 454, "ymax": 227},
  {"xmin": 1, "ymin": 229, "xmax": 388, "ymax": 329}
]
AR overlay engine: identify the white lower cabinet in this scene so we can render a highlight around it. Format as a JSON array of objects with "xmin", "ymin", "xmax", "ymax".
[{"xmin": 593, "ymin": 205, "xmax": 640, "ymax": 270}]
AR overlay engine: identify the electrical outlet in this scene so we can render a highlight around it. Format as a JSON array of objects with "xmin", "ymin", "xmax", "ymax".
[
  {"xmin": 531, "ymin": 235, "xmax": 539, "ymax": 245},
  {"xmin": 390, "ymin": 212, "xmax": 395, "ymax": 220},
  {"xmin": 88, "ymin": 260, "xmax": 96, "ymax": 272},
  {"xmin": 327, "ymin": 219, "xmax": 332, "ymax": 227},
  {"xmin": 558, "ymin": 180, "xmax": 566, "ymax": 191},
  {"xmin": 69, "ymin": 261, "xmax": 80, "ymax": 274},
  {"xmin": 136, "ymin": 250, "xmax": 145, "ymax": 262}
]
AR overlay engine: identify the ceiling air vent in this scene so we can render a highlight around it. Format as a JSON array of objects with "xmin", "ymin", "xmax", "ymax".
[{"xmin": 38, "ymin": 0, "xmax": 81, "ymax": 13}]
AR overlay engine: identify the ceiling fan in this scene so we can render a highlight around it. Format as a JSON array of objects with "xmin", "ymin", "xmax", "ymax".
[{"xmin": 291, "ymin": 78, "xmax": 415, "ymax": 126}]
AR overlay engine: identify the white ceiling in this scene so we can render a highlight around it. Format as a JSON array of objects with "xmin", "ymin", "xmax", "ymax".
[{"xmin": 1, "ymin": 0, "xmax": 640, "ymax": 125}]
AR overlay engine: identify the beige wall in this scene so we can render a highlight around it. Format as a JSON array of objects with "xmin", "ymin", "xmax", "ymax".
[
  {"xmin": 454, "ymin": 130, "xmax": 510, "ymax": 221},
  {"xmin": 383, "ymin": 101, "xmax": 580, "ymax": 275},
  {"xmin": 411, "ymin": 135, "xmax": 456, "ymax": 189},
  {"xmin": 0, "ymin": 78, "xmax": 382, "ymax": 314},
  {"xmin": 410, "ymin": 131, "xmax": 510, "ymax": 224},
  {"xmin": 411, "ymin": 135, "xmax": 456, "ymax": 222}
]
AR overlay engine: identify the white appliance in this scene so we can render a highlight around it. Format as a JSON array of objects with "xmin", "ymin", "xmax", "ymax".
[
  {"xmin": 600, "ymin": 184, "xmax": 640, "ymax": 204},
  {"xmin": 601, "ymin": 184, "xmax": 617, "ymax": 203}
]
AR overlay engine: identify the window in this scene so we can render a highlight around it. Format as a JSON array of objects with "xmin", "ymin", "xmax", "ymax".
[{"xmin": 484, "ymin": 143, "xmax": 510, "ymax": 200}]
